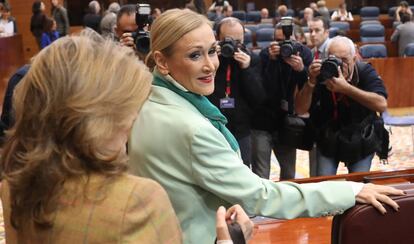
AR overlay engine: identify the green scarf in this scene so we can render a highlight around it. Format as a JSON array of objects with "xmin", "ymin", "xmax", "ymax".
[{"xmin": 153, "ymin": 74, "xmax": 239, "ymax": 152}]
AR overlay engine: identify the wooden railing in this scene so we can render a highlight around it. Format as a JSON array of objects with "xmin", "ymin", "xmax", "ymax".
[
  {"xmin": 0, "ymin": 34, "xmax": 25, "ymax": 111},
  {"xmin": 251, "ymin": 168, "xmax": 414, "ymax": 244}
]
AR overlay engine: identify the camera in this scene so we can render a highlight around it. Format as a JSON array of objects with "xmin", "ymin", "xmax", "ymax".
[
  {"xmin": 319, "ymin": 56, "xmax": 343, "ymax": 81},
  {"xmin": 219, "ymin": 37, "xmax": 244, "ymax": 58},
  {"xmin": 132, "ymin": 3, "xmax": 151, "ymax": 54},
  {"xmin": 278, "ymin": 17, "xmax": 299, "ymax": 58}
]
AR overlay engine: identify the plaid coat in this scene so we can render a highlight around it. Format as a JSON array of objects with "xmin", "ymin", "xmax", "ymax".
[{"xmin": 1, "ymin": 174, "xmax": 182, "ymax": 244}]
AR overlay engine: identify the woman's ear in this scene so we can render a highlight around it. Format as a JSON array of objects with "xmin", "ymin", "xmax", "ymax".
[{"xmin": 153, "ymin": 51, "xmax": 169, "ymax": 75}]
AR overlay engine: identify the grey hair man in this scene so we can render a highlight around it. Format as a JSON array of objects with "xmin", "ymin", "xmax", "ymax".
[{"xmin": 295, "ymin": 36, "xmax": 389, "ymax": 176}]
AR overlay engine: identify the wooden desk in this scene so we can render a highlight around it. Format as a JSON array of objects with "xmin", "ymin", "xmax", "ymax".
[
  {"xmin": 0, "ymin": 34, "xmax": 25, "ymax": 110},
  {"xmin": 250, "ymin": 168, "xmax": 414, "ymax": 243},
  {"xmin": 369, "ymin": 57, "xmax": 414, "ymax": 108}
]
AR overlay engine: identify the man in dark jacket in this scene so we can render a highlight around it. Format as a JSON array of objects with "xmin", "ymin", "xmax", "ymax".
[
  {"xmin": 296, "ymin": 36, "xmax": 388, "ymax": 176},
  {"xmin": 208, "ymin": 17, "xmax": 265, "ymax": 168},
  {"xmin": 51, "ymin": 0, "xmax": 69, "ymax": 37},
  {"xmin": 251, "ymin": 22, "xmax": 313, "ymax": 180}
]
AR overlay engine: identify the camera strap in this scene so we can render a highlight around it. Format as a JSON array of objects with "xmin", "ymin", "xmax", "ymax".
[
  {"xmin": 331, "ymin": 92, "xmax": 349, "ymax": 120},
  {"xmin": 225, "ymin": 64, "xmax": 232, "ymax": 97}
]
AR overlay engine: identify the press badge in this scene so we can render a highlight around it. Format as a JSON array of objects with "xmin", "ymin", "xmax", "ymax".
[{"xmin": 220, "ymin": 97, "xmax": 235, "ymax": 109}]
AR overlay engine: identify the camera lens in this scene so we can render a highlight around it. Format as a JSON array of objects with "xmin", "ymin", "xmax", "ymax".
[
  {"xmin": 135, "ymin": 35, "xmax": 150, "ymax": 54},
  {"xmin": 221, "ymin": 43, "xmax": 235, "ymax": 58},
  {"xmin": 320, "ymin": 57, "xmax": 342, "ymax": 81},
  {"xmin": 280, "ymin": 43, "xmax": 293, "ymax": 58}
]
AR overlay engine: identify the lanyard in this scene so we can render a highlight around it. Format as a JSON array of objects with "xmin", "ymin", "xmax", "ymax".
[
  {"xmin": 331, "ymin": 92, "xmax": 349, "ymax": 120},
  {"xmin": 225, "ymin": 64, "xmax": 231, "ymax": 97}
]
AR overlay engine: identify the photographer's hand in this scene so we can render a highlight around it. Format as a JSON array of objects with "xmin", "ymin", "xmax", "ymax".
[
  {"xmin": 284, "ymin": 52, "xmax": 304, "ymax": 72},
  {"xmin": 216, "ymin": 45, "xmax": 222, "ymax": 57},
  {"xmin": 216, "ymin": 205, "xmax": 255, "ymax": 242},
  {"xmin": 308, "ymin": 59, "xmax": 322, "ymax": 85},
  {"xmin": 234, "ymin": 48, "xmax": 251, "ymax": 69},
  {"xmin": 268, "ymin": 42, "xmax": 280, "ymax": 60},
  {"xmin": 326, "ymin": 66, "xmax": 351, "ymax": 93},
  {"xmin": 120, "ymin": 32, "xmax": 135, "ymax": 49}
]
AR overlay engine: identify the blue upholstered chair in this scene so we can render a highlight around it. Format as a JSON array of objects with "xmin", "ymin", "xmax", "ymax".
[
  {"xmin": 245, "ymin": 25, "xmax": 258, "ymax": 34},
  {"xmin": 255, "ymin": 28, "xmax": 274, "ymax": 48},
  {"xmin": 329, "ymin": 27, "xmax": 339, "ymax": 38},
  {"xmin": 207, "ymin": 12, "xmax": 217, "ymax": 21},
  {"xmin": 404, "ymin": 43, "xmax": 414, "ymax": 57},
  {"xmin": 244, "ymin": 31, "xmax": 253, "ymax": 49},
  {"xmin": 359, "ymin": 44, "xmax": 388, "ymax": 58},
  {"xmin": 246, "ymin": 11, "xmax": 261, "ymax": 23},
  {"xmin": 360, "ymin": 24, "xmax": 385, "ymax": 42},
  {"xmin": 388, "ymin": 6, "xmax": 398, "ymax": 18},
  {"xmin": 330, "ymin": 21, "xmax": 350, "ymax": 33},
  {"xmin": 360, "ymin": 20, "xmax": 381, "ymax": 26},
  {"xmin": 257, "ymin": 23, "xmax": 273, "ymax": 29},
  {"xmin": 232, "ymin": 10, "xmax": 246, "ymax": 22},
  {"xmin": 360, "ymin": 6, "xmax": 380, "ymax": 20}
]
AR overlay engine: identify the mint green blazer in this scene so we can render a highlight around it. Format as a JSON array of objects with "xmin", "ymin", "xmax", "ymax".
[{"xmin": 129, "ymin": 85, "xmax": 355, "ymax": 244}]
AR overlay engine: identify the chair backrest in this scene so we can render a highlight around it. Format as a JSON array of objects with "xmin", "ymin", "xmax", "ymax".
[
  {"xmin": 232, "ymin": 10, "xmax": 246, "ymax": 22},
  {"xmin": 244, "ymin": 31, "xmax": 253, "ymax": 47},
  {"xmin": 404, "ymin": 43, "xmax": 414, "ymax": 56},
  {"xmin": 360, "ymin": 6, "xmax": 380, "ymax": 20},
  {"xmin": 287, "ymin": 9, "xmax": 295, "ymax": 17},
  {"xmin": 329, "ymin": 27, "xmax": 339, "ymax": 38},
  {"xmin": 257, "ymin": 23, "xmax": 273, "ymax": 29},
  {"xmin": 359, "ymin": 44, "xmax": 387, "ymax": 58},
  {"xmin": 255, "ymin": 27, "xmax": 274, "ymax": 48},
  {"xmin": 330, "ymin": 21, "xmax": 350, "ymax": 32},
  {"xmin": 207, "ymin": 12, "xmax": 217, "ymax": 21},
  {"xmin": 360, "ymin": 24, "xmax": 385, "ymax": 42},
  {"xmin": 360, "ymin": 20, "xmax": 381, "ymax": 26},
  {"xmin": 331, "ymin": 183, "xmax": 414, "ymax": 244},
  {"xmin": 245, "ymin": 24, "xmax": 258, "ymax": 34},
  {"xmin": 246, "ymin": 11, "xmax": 261, "ymax": 23},
  {"xmin": 389, "ymin": 6, "xmax": 398, "ymax": 18},
  {"xmin": 299, "ymin": 9, "xmax": 305, "ymax": 19}
]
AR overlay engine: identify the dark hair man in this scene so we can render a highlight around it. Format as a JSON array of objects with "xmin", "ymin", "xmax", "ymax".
[
  {"xmin": 115, "ymin": 4, "xmax": 137, "ymax": 49},
  {"xmin": 207, "ymin": 17, "xmax": 265, "ymax": 169},
  {"xmin": 251, "ymin": 21, "xmax": 313, "ymax": 180},
  {"xmin": 295, "ymin": 36, "xmax": 388, "ymax": 176},
  {"xmin": 308, "ymin": 16, "xmax": 330, "ymax": 58},
  {"xmin": 51, "ymin": 0, "xmax": 69, "ymax": 36}
]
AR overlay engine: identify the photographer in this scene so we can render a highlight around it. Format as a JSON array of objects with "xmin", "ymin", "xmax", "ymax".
[
  {"xmin": 296, "ymin": 36, "xmax": 388, "ymax": 176},
  {"xmin": 115, "ymin": 4, "xmax": 150, "ymax": 59},
  {"xmin": 207, "ymin": 17, "xmax": 265, "ymax": 168},
  {"xmin": 251, "ymin": 18, "xmax": 313, "ymax": 180}
]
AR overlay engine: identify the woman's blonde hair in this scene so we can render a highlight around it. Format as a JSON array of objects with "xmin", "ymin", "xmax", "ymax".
[
  {"xmin": 1, "ymin": 30, "xmax": 152, "ymax": 229},
  {"xmin": 146, "ymin": 8, "xmax": 211, "ymax": 69}
]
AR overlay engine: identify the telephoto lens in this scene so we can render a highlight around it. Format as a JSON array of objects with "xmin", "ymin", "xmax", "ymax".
[{"xmin": 319, "ymin": 56, "xmax": 343, "ymax": 81}]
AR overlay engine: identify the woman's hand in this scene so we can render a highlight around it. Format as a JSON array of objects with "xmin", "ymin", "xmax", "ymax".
[
  {"xmin": 356, "ymin": 183, "xmax": 406, "ymax": 215},
  {"xmin": 216, "ymin": 205, "xmax": 254, "ymax": 242}
]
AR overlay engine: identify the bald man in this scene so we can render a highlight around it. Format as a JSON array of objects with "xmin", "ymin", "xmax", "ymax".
[{"xmin": 295, "ymin": 36, "xmax": 389, "ymax": 176}]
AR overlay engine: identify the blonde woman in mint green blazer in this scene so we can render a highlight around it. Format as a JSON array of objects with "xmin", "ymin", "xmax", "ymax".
[{"xmin": 129, "ymin": 9, "xmax": 404, "ymax": 244}]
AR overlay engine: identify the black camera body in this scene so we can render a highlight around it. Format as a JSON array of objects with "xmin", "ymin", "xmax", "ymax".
[
  {"xmin": 132, "ymin": 3, "xmax": 151, "ymax": 54},
  {"xmin": 319, "ymin": 56, "xmax": 343, "ymax": 82},
  {"xmin": 278, "ymin": 16, "xmax": 299, "ymax": 58},
  {"xmin": 219, "ymin": 37, "xmax": 244, "ymax": 58},
  {"xmin": 279, "ymin": 40, "xmax": 299, "ymax": 58}
]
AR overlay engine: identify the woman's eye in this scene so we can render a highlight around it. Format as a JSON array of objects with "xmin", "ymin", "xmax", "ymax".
[
  {"xmin": 189, "ymin": 52, "xmax": 201, "ymax": 60},
  {"xmin": 208, "ymin": 48, "xmax": 217, "ymax": 55}
]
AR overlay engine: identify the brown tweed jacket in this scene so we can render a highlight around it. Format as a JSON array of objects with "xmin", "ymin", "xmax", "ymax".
[{"xmin": 1, "ymin": 174, "xmax": 182, "ymax": 244}]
